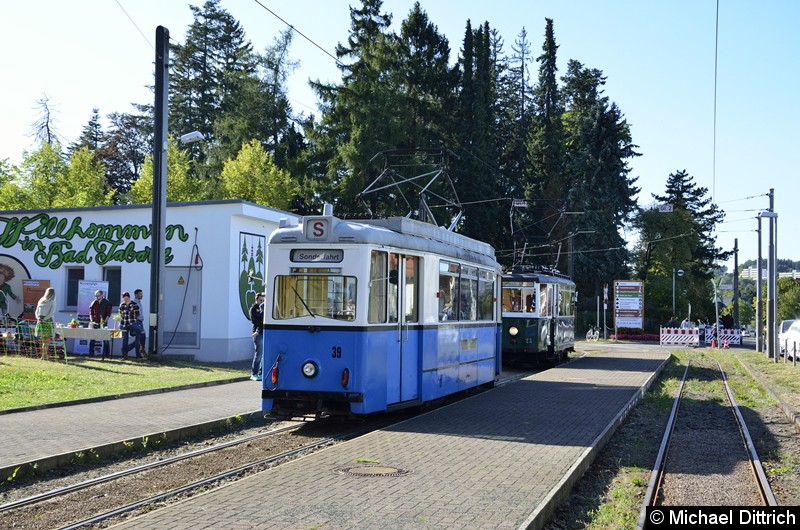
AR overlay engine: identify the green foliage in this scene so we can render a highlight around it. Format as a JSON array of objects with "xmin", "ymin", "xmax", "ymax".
[
  {"xmin": 454, "ymin": 21, "xmax": 502, "ymax": 244},
  {"xmin": 98, "ymin": 110, "xmax": 151, "ymax": 197},
  {"xmin": 524, "ymin": 19, "xmax": 564, "ymax": 258},
  {"xmin": 60, "ymin": 148, "xmax": 115, "ymax": 207},
  {"xmin": 11, "ymin": 141, "xmax": 68, "ymax": 209},
  {"xmin": 69, "ymin": 108, "xmax": 103, "ymax": 155},
  {"xmin": 219, "ymin": 139, "xmax": 297, "ymax": 209},
  {"xmin": 1, "ymin": 144, "xmax": 113, "ymax": 210},
  {"xmin": 631, "ymin": 170, "xmax": 724, "ymax": 328},
  {"xmin": 777, "ymin": 277, "xmax": 800, "ymax": 321},
  {"xmin": 130, "ymin": 141, "xmax": 207, "ymax": 203},
  {"xmin": 170, "ymin": 0, "xmax": 256, "ymax": 152},
  {"xmin": 560, "ymin": 60, "xmax": 640, "ymax": 305}
]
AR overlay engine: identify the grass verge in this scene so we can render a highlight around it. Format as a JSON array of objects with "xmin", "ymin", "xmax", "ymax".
[{"xmin": 0, "ymin": 356, "xmax": 247, "ymax": 411}]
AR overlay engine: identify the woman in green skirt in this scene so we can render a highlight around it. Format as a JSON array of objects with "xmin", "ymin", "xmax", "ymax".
[{"xmin": 35, "ymin": 288, "xmax": 56, "ymax": 358}]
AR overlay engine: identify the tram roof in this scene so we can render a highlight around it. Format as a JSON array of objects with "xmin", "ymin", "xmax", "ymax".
[{"xmin": 272, "ymin": 215, "xmax": 498, "ymax": 268}]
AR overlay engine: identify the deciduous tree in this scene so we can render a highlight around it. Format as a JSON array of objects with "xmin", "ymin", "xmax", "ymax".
[{"xmin": 219, "ymin": 139, "xmax": 297, "ymax": 210}]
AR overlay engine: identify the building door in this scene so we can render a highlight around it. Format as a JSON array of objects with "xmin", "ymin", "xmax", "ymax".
[{"xmin": 163, "ymin": 267, "xmax": 202, "ymax": 348}]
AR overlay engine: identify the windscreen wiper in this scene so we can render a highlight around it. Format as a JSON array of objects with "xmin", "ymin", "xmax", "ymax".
[{"xmin": 292, "ymin": 286, "xmax": 316, "ymax": 318}]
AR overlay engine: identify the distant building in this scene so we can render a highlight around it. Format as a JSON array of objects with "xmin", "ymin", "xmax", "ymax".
[{"xmin": 739, "ymin": 267, "xmax": 800, "ymax": 280}]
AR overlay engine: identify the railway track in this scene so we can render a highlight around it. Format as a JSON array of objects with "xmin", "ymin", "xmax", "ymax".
[
  {"xmin": 636, "ymin": 358, "xmax": 777, "ymax": 528},
  {"xmin": 1, "ymin": 371, "xmax": 528, "ymax": 529},
  {"xmin": 0, "ymin": 419, "xmax": 375, "ymax": 530}
]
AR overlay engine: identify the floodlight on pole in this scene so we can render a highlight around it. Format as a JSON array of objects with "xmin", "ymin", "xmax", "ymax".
[{"xmin": 178, "ymin": 131, "xmax": 204, "ymax": 144}]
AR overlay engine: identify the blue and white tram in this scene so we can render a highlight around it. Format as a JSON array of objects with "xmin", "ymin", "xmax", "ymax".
[
  {"xmin": 261, "ymin": 206, "xmax": 502, "ymax": 418},
  {"xmin": 501, "ymin": 267, "xmax": 576, "ymax": 365}
]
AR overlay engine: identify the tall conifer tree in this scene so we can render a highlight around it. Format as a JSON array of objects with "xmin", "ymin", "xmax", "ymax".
[{"xmin": 524, "ymin": 18, "xmax": 565, "ymax": 269}]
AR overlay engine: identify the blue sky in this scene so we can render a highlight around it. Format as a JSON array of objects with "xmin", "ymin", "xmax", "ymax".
[{"xmin": 1, "ymin": 1, "xmax": 797, "ymax": 271}]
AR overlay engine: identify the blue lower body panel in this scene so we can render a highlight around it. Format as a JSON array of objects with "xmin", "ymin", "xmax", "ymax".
[{"xmin": 262, "ymin": 324, "xmax": 499, "ymax": 417}]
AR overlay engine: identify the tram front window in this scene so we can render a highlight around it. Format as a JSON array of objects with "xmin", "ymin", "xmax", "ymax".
[
  {"xmin": 273, "ymin": 275, "xmax": 357, "ymax": 321},
  {"xmin": 502, "ymin": 282, "xmax": 535, "ymax": 314}
]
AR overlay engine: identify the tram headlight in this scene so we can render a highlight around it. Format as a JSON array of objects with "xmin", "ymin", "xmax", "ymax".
[
  {"xmin": 508, "ymin": 326, "xmax": 519, "ymax": 337},
  {"xmin": 302, "ymin": 361, "xmax": 318, "ymax": 378}
]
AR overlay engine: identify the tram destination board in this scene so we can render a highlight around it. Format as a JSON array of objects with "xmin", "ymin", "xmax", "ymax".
[{"xmin": 614, "ymin": 280, "xmax": 644, "ymax": 329}]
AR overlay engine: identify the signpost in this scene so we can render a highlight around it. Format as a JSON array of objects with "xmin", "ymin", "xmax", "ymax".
[
  {"xmin": 603, "ymin": 283, "xmax": 608, "ymax": 339},
  {"xmin": 614, "ymin": 280, "xmax": 644, "ymax": 334}
]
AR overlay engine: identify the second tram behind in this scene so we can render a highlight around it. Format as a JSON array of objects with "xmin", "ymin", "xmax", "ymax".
[
  {"xmin": 261, "ymin": 206, "xmax": 502, "ymax": 418},
  {"xmin": 501, "ymin": 267, "xmax": 576, "ymax": 365}
]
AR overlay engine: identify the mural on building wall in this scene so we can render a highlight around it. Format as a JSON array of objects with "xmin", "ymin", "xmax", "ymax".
[
  {"xmin": 239, "ymin": 232, "xmax": 265, "ymax": 318},
  {"xmin": 0, "ymin": 254, "xmax": 31, "ymax": 319},
  {"xmin": 0, "ymin": 213, "xmax": 189, "ymax": 269}
]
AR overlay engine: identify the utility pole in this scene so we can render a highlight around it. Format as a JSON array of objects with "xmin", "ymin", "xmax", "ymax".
[
  {"xmin": 756, "ymin": 215, "xmax": 762, "ymax": 353},
  {"xmin": 765, "ymin": 189, "xmax": 776, "ymax": 362},
  {"xmin": 149, "ymin": 26, "xmax": 169, "ymax": 358},
  {"xmin": 733, "ymin": 238, "xmax": 739, "ymax": 328},
  {"xmin": 567, "ymin": 232, "xmax": 574, "ymax": 279}
]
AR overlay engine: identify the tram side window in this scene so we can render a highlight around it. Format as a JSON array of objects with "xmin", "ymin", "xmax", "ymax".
[
  {"xmin": 438, "ymin": 261, "xmax": 459, "ymax": 321},
  {"xmin": 539, "ymin": 284, "xmax": 552, "ymax": 317},
  {"xmin": 404, "ymin": 255, "xmax": 418, "ymax": 323},
  {"xmin": 459, "ymin": 266, "xmax": 478, "ymax": 321},
  {"xmin": 368, "ymin": 251, "xmax": 387, "ymax": 323},
  {"xmin": 388, "ymin": 253, "xmax": 399, "ymax": 323},
  {"xmin": 559, "ymin": 286, "xmax": 575, "ymax": 317},
  {"xmin": 477, "ymin": 270, "xmax": 495, "ymax": 320},
  {"xmin": 524, "ymin": 287, "xmax": 536, "ymax": 313}
]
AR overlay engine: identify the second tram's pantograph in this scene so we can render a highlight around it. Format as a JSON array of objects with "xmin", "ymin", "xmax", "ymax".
[
  {"xmin": 500, "ymin": 267, "xmax": 576, "ymax": 365},
  {"xmin": 261, "ymin": 205, "xmax": 502, "ymax": 418}
]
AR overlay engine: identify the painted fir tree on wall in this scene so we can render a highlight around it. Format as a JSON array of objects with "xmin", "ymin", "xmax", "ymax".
[{"xmin": 238, "ymin": 233, "xmax": 265, "ymax": 318}]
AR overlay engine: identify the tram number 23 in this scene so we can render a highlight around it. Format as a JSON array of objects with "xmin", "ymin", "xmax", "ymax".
[{"xmin": 331, "ymin": 346, "xmax": 342, "ymax": 358}]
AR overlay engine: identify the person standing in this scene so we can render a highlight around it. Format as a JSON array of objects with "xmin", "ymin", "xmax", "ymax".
[
  {"xmin": 119, "ymin": 291, "xmax": 143, "ymax": 359},
  {"xmin": 35, "ymin": 288, "xmax": 56, "ymax": 358},
  {"xmin": 249, "ymin": 293, "xmax": 265, "ymax": 381},
  {"xmin": 89, "ymin": 290, "xmax": 112, "ymax": 358},
  {"xmin": 134, "ymin": 289, "xmax": 147, "ymax": 356}
]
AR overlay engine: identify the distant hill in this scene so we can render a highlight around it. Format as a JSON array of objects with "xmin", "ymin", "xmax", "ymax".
[{"xmin": 740, "ymin": 258, "xmax": 799, "ymax": 273}]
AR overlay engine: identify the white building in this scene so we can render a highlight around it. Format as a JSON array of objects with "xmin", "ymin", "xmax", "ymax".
[{"xmin": 0, "ymin": 200, "xmax": 297, "ymax": 362}]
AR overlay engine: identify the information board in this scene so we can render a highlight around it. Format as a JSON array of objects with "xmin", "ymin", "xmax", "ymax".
[{"xmin": 614, "ymin": 280, "xmax": 644, "ymax": 329}]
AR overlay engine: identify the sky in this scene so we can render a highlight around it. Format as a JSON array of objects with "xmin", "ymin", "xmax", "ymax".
[{"xmin": 1, "ymin": 0, "xmax": 797, "ymax": 271}]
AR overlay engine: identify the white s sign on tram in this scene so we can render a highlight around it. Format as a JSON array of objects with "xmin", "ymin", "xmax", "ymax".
[{"xmin": 305, "ymin": 218, "xmax": 329, "ymax": 241}]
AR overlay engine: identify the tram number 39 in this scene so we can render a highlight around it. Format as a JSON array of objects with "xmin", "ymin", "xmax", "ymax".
[{"xmin": 331, "ymin": 346, "xmax": 342, "ymax": 358}]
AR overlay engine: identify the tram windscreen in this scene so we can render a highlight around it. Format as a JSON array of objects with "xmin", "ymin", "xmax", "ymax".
[
  {"xmin": 502, "ymin": 282, "xmax": 536, "ymax": 314},
  {"xmin": 273, "ymin": 275, "xmax": 357, "ymax": 321}
]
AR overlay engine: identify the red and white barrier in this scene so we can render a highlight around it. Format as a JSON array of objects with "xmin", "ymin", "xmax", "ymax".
[
  {"xmin": 703, "ymin": 328, "xmax": 742, "ymax": 345},
  {"xmin": 660, "ymin": 327, "xmax": 700, "ymax": 347}
]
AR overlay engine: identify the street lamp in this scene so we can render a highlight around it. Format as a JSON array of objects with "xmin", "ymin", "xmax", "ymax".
[
  {"xmin": 178, "ymin": 131, "xmax": 204, "ymax": 144},
  {"xmin": 672, "ymin": 268, "xmax": 684, "ymax": 316}
]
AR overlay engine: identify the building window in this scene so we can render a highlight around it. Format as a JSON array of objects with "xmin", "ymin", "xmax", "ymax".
[
  {"xmin": 104, "ymin": 268, "xmax": 121, "ymax": 307},
  {"xmin": 66, "ymin": 268, "xmax": 85, "ymax": 308}
]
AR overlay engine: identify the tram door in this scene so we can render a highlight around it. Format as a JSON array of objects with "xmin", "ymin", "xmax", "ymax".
[{"xmin": 386, "ymin": 253, "xmax": 419, "ymax": 404}]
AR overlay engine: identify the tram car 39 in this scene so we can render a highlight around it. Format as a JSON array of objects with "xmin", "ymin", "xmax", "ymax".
[
  {"xmin": 261, "ymin": 205, "xmax": 502, "ymax": 419},
  {"xmin": 501, "ymin": 267, "xmax": 576, "ymax": 365}
]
